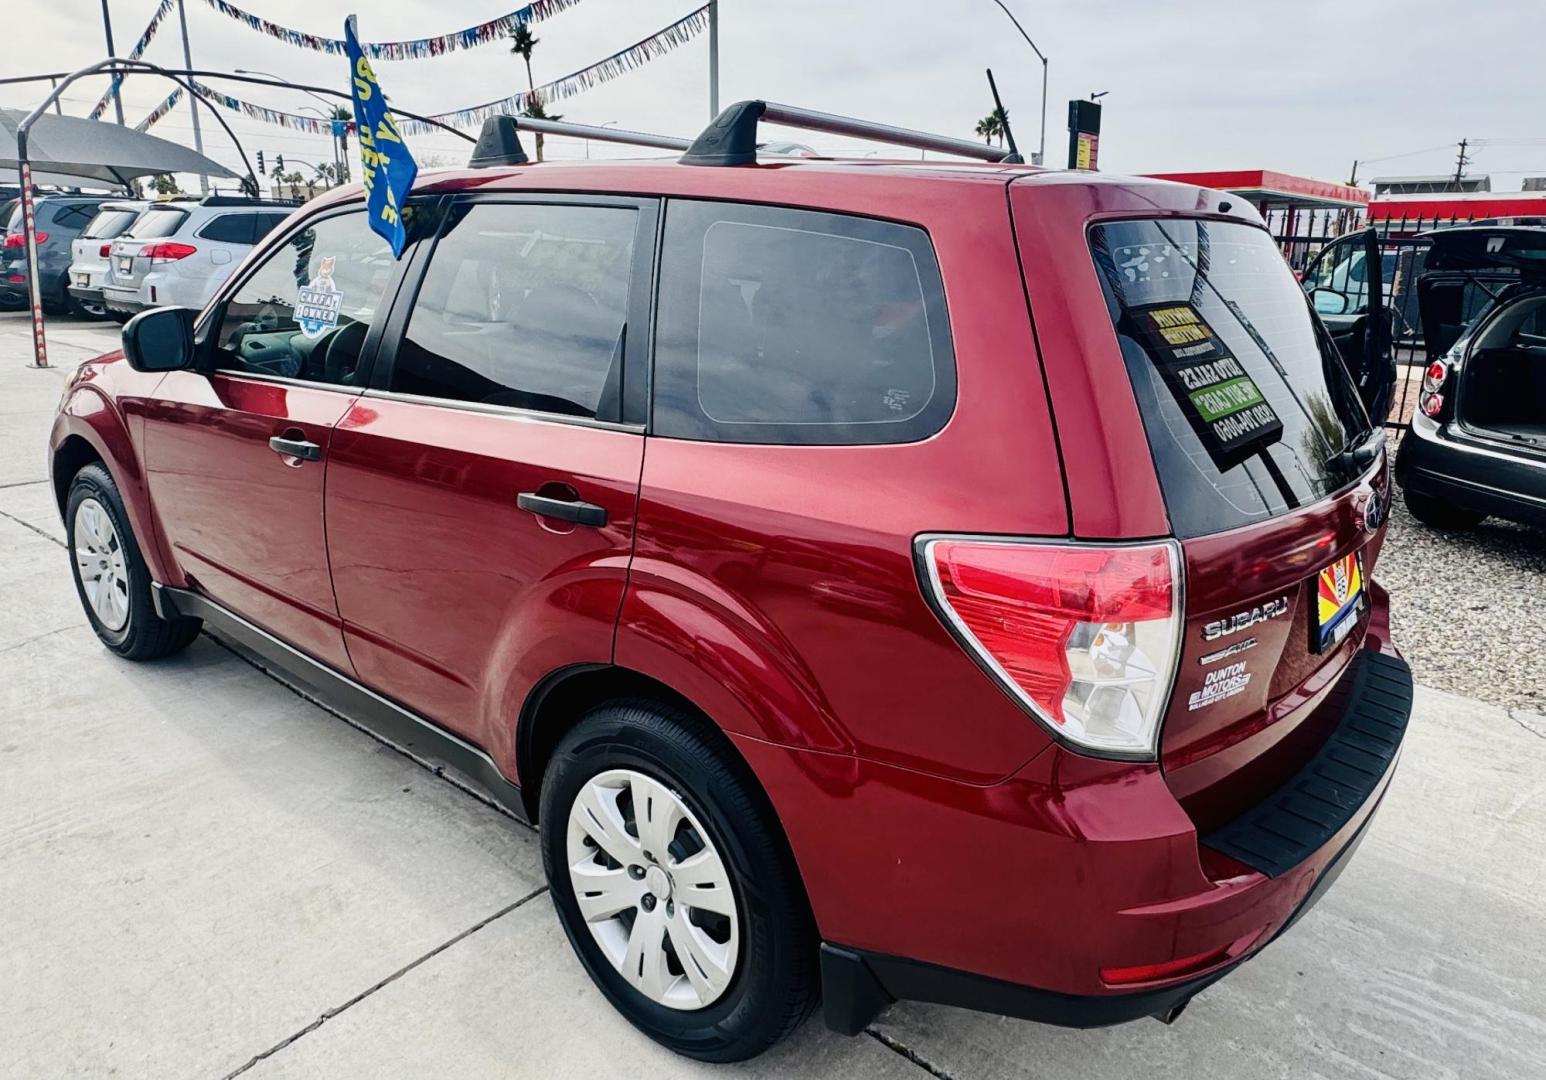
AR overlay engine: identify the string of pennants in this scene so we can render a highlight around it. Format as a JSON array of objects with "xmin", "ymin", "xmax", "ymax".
[
  {"xmin": 88, "ymin": 0, "xmax": 176, "ymax": 121},
  {"xmin": 134, "ymin": 88, "xmax": 186, "ymax": 132},
  {"xmin": 198, "ymin": 0, "xmax": 584, "ymax": 59},
  {"xmin": 140, "ymin": 7, "xmax": 710, "ymax": 140}
]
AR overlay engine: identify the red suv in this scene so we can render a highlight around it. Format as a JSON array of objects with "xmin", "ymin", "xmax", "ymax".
[{"xmin": 49, "ymin": 104, "xmax": 1411, "ymax": 1062}]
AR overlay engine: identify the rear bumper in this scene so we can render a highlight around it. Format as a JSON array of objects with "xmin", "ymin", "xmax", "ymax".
[
  {"xmin": 822, "ymin": 773, "xmax": 1387, "ymax": 1033},
  {"xmin": 741, "ymin": 647, "xmax": 1412, "ymax": 1034},
  {"xmin": 100, "ymin": 285, "xmax": 149, "ymax": 316},
  {"xmin": 1398, "ymin": 415, "xmax": 1546, "ymax": 527}
]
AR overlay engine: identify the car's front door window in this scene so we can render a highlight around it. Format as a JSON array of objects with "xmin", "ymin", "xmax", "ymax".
[{"xmin": 211, "ymin": 211, "xmax": 395, "ymax": 387}]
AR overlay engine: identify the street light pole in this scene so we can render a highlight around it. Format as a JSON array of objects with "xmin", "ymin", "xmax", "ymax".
[
  {"xmin": 175, "ymin": 0, "xmax": 207, "ymax": 193},
  {"xmin": 986, "ymin": 0, "xmax": 1047, "ymax": 165},
  {"xmin": 708, "ymin": 0, "xmax": 719, "ymax": 120},
  {"xmin": 98, "ymin": 0, "xmax": 127, "ymax": 125}
]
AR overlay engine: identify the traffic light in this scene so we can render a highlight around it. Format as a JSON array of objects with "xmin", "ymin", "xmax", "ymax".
[
  {"xmin": 256, "ymin": 150, "xmax": 265, "ymax": 175},
  {"xmin": 274, "ymin": 154, "xmax": 284, "ymax": 176}
]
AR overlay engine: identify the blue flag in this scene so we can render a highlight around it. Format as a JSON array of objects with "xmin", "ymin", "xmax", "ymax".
[{"xmin": 345, "ymin": 15, "xmax": 417, "ymax": 258}]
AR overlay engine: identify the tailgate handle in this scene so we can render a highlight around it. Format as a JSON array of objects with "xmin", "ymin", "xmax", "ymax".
[{"xmin": 517, "ymin": 491, "xmax": 607, "ymax": 528}]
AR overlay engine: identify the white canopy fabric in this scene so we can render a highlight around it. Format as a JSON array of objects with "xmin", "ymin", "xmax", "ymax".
[{"xmin": 2, "ymin": 108, "xmax": 237, "ymax": 187}]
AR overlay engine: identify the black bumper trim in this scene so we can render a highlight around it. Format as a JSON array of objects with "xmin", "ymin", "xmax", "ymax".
[{"xmin": 1204, "ymin": 650, "xmax": 1412, "ymax": 877}]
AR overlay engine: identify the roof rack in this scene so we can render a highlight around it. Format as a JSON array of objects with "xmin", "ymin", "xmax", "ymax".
[
  {"xmin": 469, "ymin": 115, "xmax": 690, "ymax": 168},
  {"xmin": 681, "ymin": 101, "xmax": 1022, "ymax": 167}
]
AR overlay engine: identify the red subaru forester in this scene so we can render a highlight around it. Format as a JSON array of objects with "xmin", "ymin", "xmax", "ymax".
[{"xmin": 49, "ymin": 104, "xmax": 1410, "ymax": 1062}]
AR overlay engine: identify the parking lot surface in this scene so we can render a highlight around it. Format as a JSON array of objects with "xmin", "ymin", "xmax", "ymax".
[{"xmin": 3, "ymin": 313, "xmax": 1545, "ymax": 1079}]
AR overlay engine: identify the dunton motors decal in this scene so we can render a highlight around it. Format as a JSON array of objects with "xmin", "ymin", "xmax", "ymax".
[{"xmin": 1188, "ymin": 661, "xmax": 1252, "ymax": 710}]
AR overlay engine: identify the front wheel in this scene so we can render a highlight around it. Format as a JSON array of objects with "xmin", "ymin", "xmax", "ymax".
[
  {"xmin": 66, "ymin": 463, "xmax": 202, "ymax": 660},
  {"xmin": 540, "ymin": 701, "xmax": 818, "ymax": 1062},
  {"xmin": 1403, "ymin": 486, "xmax": 1486, "ymax": 531}
]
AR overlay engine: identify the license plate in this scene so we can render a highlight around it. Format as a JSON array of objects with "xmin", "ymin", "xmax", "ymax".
[
  {"xmin": 117, "ymin": 257, "xmax": 132, "ymax": 273},
  {"xmin": 1313, "ymin": 551, "xmax": 1364, "ymax": 652},
  {"xmin": 73, "ymin": 272, "xmax": 89, "ymax": 287}
]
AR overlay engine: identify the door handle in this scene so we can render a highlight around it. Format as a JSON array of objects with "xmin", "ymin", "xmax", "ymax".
[
  {"xmin": 517, "ymin": 492, "xmax": 607, "ymax": 527},
  {"xmin": 268, "ymin": 435, "xmax": 322, "ymax": 462}
]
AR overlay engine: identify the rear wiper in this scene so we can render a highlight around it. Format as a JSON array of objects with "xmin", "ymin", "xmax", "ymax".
[{"xmin": 1329, "ymin": 432, "xmax": 1382, "ymax": 477}]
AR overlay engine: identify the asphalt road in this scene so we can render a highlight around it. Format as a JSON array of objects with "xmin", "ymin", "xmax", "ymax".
[{"xmin": 3, "ymin": 313, "xmax": 1544, "ymax": 1079}]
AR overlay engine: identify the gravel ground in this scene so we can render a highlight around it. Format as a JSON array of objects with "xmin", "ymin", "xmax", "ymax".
[{"xmin": 1380, "ymin": 440, "xmax": 1546, "ymax": 716}]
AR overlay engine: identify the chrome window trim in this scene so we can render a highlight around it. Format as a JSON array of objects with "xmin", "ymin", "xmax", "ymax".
[{"xmin": 359, "ymin": 387, "xmax": 645, "ymax": 434}]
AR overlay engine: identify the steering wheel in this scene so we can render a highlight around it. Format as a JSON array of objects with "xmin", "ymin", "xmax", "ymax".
[{"xmin": 322, "ymin": 320, "xmax": 369, "ymax": 385}]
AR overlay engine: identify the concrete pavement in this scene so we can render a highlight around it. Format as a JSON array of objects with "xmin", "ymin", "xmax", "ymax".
[{"xmin": 2, "ymin": 313, "xmax": 1544, "ymax": 1079}]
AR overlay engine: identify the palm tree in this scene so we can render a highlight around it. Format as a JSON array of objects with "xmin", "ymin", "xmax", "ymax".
[
  {"xmin": 974, "ymin": 107, "xmax": 1010, "ymax": 148},
  {"xmin": 509, "ymin": 22, "xmax": 538, "ymax": 88},
  {"xmin": 330, "ymin": 106, "xmax": 353, "ymax": 182},
  {"xmin": 508, "ymin": 21, "xmax": 560, "ymax": 161}
]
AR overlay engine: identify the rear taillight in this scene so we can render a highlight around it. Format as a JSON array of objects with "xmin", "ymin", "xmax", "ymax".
[
  {"xmin": 141, "ymin": 241, "xmax": 197, "ymax": 262},
  {"xmin": 918, "ymin": 537, "xmax": 1183, "ymax": 758},
  {"xmin": 1419, "ymin": 360, "xmax": 1450, "ymax": 420},
  {"xmin": 4, "ymin": 232, "xmax": 45, "ymax": 248},
  {"xmin": 99, "ymin": 243, "xmax": 112, "ymax": 257}
]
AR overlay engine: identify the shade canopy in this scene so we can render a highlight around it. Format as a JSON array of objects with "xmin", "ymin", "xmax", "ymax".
[
  {"xmin": 2, "ymin": 108, "xmax": 237, "ymax": 188},
  {"xmin": 0, "ymin": 167, "xmax": 121, "ymax": 191}
]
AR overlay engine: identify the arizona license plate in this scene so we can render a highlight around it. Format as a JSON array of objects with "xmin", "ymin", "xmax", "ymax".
[{"xmin": 1314, "ymin": 551, "xmax": 1364, "ymax": 652}]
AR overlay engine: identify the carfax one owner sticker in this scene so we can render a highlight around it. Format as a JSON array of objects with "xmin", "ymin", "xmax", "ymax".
[
  {"xmin": 296, "ymin": 256, "xmax": 343, "ymax": 339},
  {"xmin": 1129, "ymin": 303, "xmax": 1285, "ymax": 470}
]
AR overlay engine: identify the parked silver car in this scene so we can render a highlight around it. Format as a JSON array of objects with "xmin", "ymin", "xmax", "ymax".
[{"xmin": 67, "ymin": 199, "xmax": 149, "ymax": 318}]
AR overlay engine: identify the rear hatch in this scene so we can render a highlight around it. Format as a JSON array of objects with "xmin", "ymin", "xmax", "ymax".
[
  {"xmin": 71, "ymin": 203, "xmax": 142, "ymax": 282},
  {"xmin": 111, "ymin": 205, "xmax": 190, "ymax": 289},
  {"xmin": 1080, "ymin": 210, "xmax": 1388, "ymax": 831}
]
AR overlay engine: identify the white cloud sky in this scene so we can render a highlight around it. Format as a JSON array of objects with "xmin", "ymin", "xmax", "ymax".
[{"xmin": 6, "ymin": 0, "xmax": 1545, "ymax": 190}]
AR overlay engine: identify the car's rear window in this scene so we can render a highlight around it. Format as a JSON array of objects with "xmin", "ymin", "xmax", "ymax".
[
  {"xmin": 82, "ymin": 208, "xmax": 139, "ymax": 240},
  {"xmin": 1090, "ymin": 218, "xmax": 1373, "ymax": 538},
  {"xmin": 124, "ymin": 208, "xmax": 188, "ymax": 240}
]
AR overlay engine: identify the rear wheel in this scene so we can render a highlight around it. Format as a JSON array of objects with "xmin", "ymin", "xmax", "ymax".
[
  {"xmin": 540, "ymin": 700, "xmax": 817, "ymax": 1062},
  {"xmin": 66, "ymin": 463, "xmax": 201, "ymax": 660},
  {"xmin": 1403, "ymin": 486, "xmax": 1486, "ymax": 531}
]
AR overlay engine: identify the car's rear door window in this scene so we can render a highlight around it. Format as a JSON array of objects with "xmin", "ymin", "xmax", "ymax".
[
  {"xmin": 1090, "ymin": 218, "xmax": 1373, "ymax": 537},
  {"xmin": 386, "ymin": 201, "xmax": 638, "ymax": 420},
  {"xmin": 652, "ymin": 200, "xmax": 954, "ymax": 445}
]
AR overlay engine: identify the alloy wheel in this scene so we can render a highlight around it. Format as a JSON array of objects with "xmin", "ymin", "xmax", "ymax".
[
  {"xmin": 566, "ymin": 768, "xmax": 740, "ymax": 1010},
  {"xmin": 73, "ymin": 497, "xmax": 130, "ymax": 632}
]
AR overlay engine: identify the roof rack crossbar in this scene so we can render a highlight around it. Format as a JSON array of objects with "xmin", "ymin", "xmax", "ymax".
[
  {"xmin": 681, "ymin": 101, "xmax": 1020, "ymax": 167},
  {"xmin": 469, "ymin": 114, "xmax": 690, "ymax": 168}
]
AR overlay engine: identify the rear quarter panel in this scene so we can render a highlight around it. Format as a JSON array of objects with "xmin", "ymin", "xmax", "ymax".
[{"xmin": 618, "ymin": 175, "xmax": 1069, "ymax": 784}]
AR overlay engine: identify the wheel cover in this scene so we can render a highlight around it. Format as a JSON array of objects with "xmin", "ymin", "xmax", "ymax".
[
  {"xmin": 566, "ymin": 768, "xmax": 740, "ymax": 1010},
  {"xmin": 73, "ymin": 497, "xmax": 130, "ymax": 632}
]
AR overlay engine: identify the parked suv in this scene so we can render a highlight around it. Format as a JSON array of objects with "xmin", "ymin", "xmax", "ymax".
[
  {"xmin": 1398, "ymin": 225, "xmax": 1546, "ymax": 529},
  {"xmin": 48, "ymin": 105, "xmax": 1411, "ymax": 1062},
  {"xmin": 101, "ymin": 195, "xmax": 294, "ymax": 318},
  {"xmin": 2, "ymin": 193, "xmax": 112, "ymax": 314},
  {"xmin": 66, "ymin": 199, "xmax": 149, "ymax": 318}
]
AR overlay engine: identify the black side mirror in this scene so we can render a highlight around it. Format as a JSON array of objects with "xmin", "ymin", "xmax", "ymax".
[{"xmin": 122, "ymin": 307, "xmax": 197, "ymax": 373}]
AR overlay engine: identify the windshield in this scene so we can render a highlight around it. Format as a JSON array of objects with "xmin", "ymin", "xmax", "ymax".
[
  {"xmin": 124, "ymin": 208, "xmax": 188, "ymax": 240},
  {"xmin": 1091, "ymin": 218, "xmax": 1373, "ymax": 538}
]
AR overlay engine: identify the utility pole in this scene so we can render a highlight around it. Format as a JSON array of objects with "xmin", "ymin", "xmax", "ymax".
[
  {"xmin": 707, "ymin": 0, "xmax": 719, "ymax": 120},
  {"xmin": 99, "ymin": 0, "xmax": 126, "ymax": 125},
  {"xmin": 986, "ymin": 0, "xmax": 1048, "ymax": 166},
  {"xmin": 1349, "ymin": 159, "xmax": 1359, "ymax": 186},
  {"xmin": 175, "ymin": 0, "xmax": 207, "ymax": 193},
  {"xmin": 1452, "ymin": 139, "xmax": 1470, "ymax": 189}
]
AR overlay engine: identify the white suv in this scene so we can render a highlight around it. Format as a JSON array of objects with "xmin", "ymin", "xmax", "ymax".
[
  {"xmin": 102, "ymin": 197, "xmax": 295, "ymax": 317},
  {"xmin": 67, "ymin": 200, "xmax": 148, "ymax": 318}
]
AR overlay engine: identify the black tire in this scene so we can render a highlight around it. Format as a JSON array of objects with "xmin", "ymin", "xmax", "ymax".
[
  {"xmin": 65, "ymin": 463, "xmax": 202, "ymax": 660},
  {"xmin": 540, "ymin": 700, "xmax": 818, "ymax": 1062},
  {"xmin": 1403, "ymin": 486, "xmax": 1486, "ymax": 531}
]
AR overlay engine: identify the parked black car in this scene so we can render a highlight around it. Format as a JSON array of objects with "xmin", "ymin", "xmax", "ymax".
[
  {"xmin": 0, "ymin": 194, "xmax": 113, "ymax": 314},
  {"xmin": 1397, "ymin": 226, "xmax": 1546, "ymax": 530}
]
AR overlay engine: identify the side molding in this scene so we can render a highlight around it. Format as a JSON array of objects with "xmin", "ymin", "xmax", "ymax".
[{"xmin": 155, "ymin": 584, "xmax": 529, "ymax": 823}]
